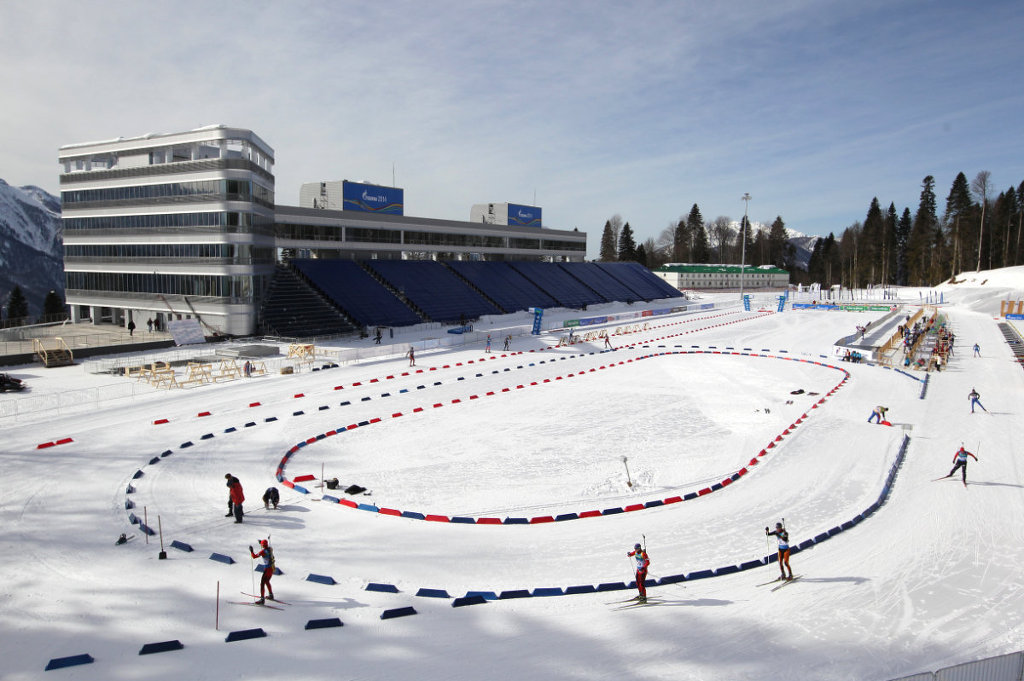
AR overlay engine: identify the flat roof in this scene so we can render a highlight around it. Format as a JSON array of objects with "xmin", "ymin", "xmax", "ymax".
[
  {"xmin": 59, "ymin": 125, "xmax": 274, "ymax": 160},
  {"xmin": 657, "ymin": 264, "xmax": 788, "ymax": 275},
  {"xmin": 275, "ymin": 205, "xmax": 584, "ymax": 239}
]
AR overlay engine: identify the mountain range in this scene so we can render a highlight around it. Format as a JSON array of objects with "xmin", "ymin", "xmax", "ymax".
[{"xmin": 0, "ymin": 179, "xmax": 64, "ymax": 321}]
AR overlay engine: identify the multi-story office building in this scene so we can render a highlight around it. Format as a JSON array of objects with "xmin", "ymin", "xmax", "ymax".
[
  {"xmin": 59, "ymin": 126, "xmax": 588, "ymax": 336},
  {"xmin": 59, "ymin": 126, "xmax": 276, "ymax": 335}
]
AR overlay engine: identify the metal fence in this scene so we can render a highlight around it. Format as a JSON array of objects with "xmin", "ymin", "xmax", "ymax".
[{"xmin": 888, "ymin": 651, "xmax": 1024, "ymax": 681}]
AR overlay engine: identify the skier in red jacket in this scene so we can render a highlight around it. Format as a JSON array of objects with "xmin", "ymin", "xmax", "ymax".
[
  {"xmin": 249, "ymin": 539, "xmax": 276, "ymax": 604},
  {"xmin": 627, "ymin": 542, "xmax": 651, "ymax": 603},
  {"xmin": 944, "ymin": 446, "xmax": 978, "ymax": 486}
]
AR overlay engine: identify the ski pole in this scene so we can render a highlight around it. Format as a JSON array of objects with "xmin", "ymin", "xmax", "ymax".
[
  {"xmin": 765, "ymin": 530, "xmax": 772, "ymax": 577},
  {"xmin": 250, "ymin": 548, "xmax": 257, "ymax": 599}
]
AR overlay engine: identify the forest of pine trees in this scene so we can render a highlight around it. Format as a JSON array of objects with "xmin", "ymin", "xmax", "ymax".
[{"xmin": 598, "ymin": 172, "xmax": 1024, "ymax": 288}]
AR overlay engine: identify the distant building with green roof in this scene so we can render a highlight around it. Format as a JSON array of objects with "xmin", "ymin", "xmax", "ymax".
[{"xmin": 654, "ymin": 263, "xmax": 789, "ymax": 290}]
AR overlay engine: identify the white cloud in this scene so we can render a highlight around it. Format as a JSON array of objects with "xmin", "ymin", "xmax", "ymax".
[{"xmin": 1, "ymin": 0, "xmax": 1021, "ymax": 259}]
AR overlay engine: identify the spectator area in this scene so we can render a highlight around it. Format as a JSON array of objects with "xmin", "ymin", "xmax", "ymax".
[
  {"xmin": 446, "ymin": 261, "xmax": 560, "ymax": 313},
  {"xmin": 365, "ymin": 260, "xmax": 502, "ymax": 323},
  {"xmin": 506, "ymin": 261, "xmax": 605, "ymax": 308},
  {"xmin": 274, "ymin": 259, "xmax": 683, "ymax": 334},
  {"xmin": 291, "ymin": 260, "xmax": 421, "ymax": 328},
  {"xmin": 557, "ymin": 262, "xmax": 641, "ymax": 303},
  {"xmin": 596, "ymin": 262, "xmax": 684, "ymax": 300}
]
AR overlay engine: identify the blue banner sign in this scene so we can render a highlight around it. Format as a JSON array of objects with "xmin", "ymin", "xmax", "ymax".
[
  {"xmin": 792, "ymin": 303, "xmax": 840, "ymax": 310},
  {"xmin": 507, "ymin": 203, "xmax": 541, "ymax": 227},
  {"xmin": 531, "ymin": 308, "xmax": 544, "ymax": 335},
  {"xmin": 342, "ymin": 181, "xmax": 404, "ymax": 215}
]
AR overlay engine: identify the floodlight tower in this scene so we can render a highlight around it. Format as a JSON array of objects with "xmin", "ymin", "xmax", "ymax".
[{"xmin": 740, "ymin": 193, "xmax": 751, "ymax": 302}]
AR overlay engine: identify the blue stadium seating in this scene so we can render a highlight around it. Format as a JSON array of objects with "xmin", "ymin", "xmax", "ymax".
[
  {"xmin": 507, "ymin": 261, "xmax": 605, "ymax": 308},
  {"xmin": 291, "ymin": 260, "xmax": 421, "ymax": 328},
  {"xmin": 596, "ymin": 262, "xmax": 683, "ymax": 300},
  {"xmin": 446, "ymin": 261, "xmax": 559, "ymax": 312},
  {"xmin": 558, "ymin": 263, "xmax": 639, "ymax": 303},
  {"xmin": 365, "ymin": 260, "xmax": 502, "ymax": 323}
]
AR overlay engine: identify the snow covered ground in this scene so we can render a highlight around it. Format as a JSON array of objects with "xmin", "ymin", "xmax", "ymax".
[{"xmin": 2, "ymin": 269, "xmax": 1023, "ymax": 681}]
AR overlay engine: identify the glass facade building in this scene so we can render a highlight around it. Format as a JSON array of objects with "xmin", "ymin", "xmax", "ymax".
[
  {"xmin": 60, "ymin": 126, "xmax": 276, "ymax": 335},
  {"xmin": 60, "ymin": 125, "xmax": 587, "ymax": 336}
]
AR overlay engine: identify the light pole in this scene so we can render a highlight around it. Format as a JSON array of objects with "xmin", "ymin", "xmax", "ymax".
[{"xmin": 740, "ymin": 193, "xmax": 751, "ymax": 302}]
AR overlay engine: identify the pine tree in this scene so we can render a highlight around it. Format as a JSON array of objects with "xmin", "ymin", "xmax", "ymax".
[
  {"xmin": 599, "ymin": 220, "xmax": 617, "ymax": 261},
  {"xmin": 691, "ymin": 221, "xmax": 710, "ymax": 263},
  {"xmin": 686, "ymin": 205, "xmax": 708, "ymax": 263},
  {"xmin": 895, "ymin": 208, "xmax": 912, "ymax": 285},
  {"xmin": 883, "ymin": 203, "xmax": 899, "ymax": 285},
  {"xmin": 737, "ymin": 216, "xmax": 754, "ymax": 265},
  {"xmin": 635, "ymin": 243, "xmax": 648, "ymax": 268},
  {"xmin": 751, "ymin": 228, "xmax": 768, "ymax": 266},
  {"xmin": 618, "ymin": 222, "xmax": 637, "ymax": 262},
  {"xmin": 908, "ymin": 176, "xmax": 939, "ymax": 285},
  {"xmin": 41, "ymin": 290, "xmax": 66, "ymax": 321},
  {"xmin": 672, "ymin": 218, "xmax": 690, "ymax": 262},
  {"xmin": 767, "ymin": 216, "xmax": 789, "ymax": 269},
  {"xmin": 944, "ymin": 172, "xmax": 974, "ymax": 276},
  {"xmin": 861, "ymin": 199, "xmax": 884, "ymax": 284},
  {"xmin": 6, "ymin": 285, "xmax": 29, "ymax": 325}
]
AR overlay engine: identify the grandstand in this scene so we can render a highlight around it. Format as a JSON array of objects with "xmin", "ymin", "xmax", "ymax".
[
  {"xmin": 597, "ymin": 261, "xmax": 684, "ymax": 300},
  {"xmin": 445, "ymin": 261, "xmax": 559, "ymax": 312},
  {"xmin": 506, "ymin": 261, "xmax": 605, "ymax": 308},
  {"xmin": 364, "ymin": 260, "xmax": 501, "ymax": 323},
  {"xmin": 261, "ymin": 259, "xmax": 683, "ymax": 337},
  {"xmin": 557, "ymin": 262, "xmax": 640, "ymax": 303}
]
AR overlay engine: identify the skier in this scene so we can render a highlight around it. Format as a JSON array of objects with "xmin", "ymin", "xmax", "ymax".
[
  {"xmin": 627, "ymin": 542, "xmax": 650, "ymax": 603},
  {"xmin": 973, "ymin": 343, "xmax": 981, "ymax": 357},
  {"xmin": 262, "ymin": 486, "xmax": 280, "ymax": 510},
  {"xmin": 485, "ymin": 334, "xmax": 492, "ymax": 353},
  {"xmin": 604, "ymin": 333, "xmax": 614, "ymax": 350},
  {"xmin": 249, "ymin": 539, "xmax": 276, "ymax": 604},
  {"xmin": 225, "ymin": 474, "xmax": 245, "ymax": 523},
  {"xmin": 407, "ymin": 346, "xmax": 415, "ymax": 367},
  {"xmin": 503, "ymin": 335, "xmax": 511, "ymax": 351},
  {"xmin": 766, "ymin": 522, "xmax": 793, "ymax": 581},
  {"xmin": 968, "ymin": 388, "xmax": 987, "ymax": 413},
  {"xmin": 944, "ymin": 446, "xmax": 978, "ymax": 486},
  {"xmin": 867, "ymin": 405, "xmax": 889, "ymax": 424}
]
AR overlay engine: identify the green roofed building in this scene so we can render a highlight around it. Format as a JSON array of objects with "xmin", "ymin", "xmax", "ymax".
[{"xmin": 654, "ymin": 264, "xmax": 789, "ymax": 290}]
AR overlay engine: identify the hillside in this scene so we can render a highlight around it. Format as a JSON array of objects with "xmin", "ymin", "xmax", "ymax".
[{"xmin": 0, "ymin": 179, "xmax": 63, "ymax": 321}]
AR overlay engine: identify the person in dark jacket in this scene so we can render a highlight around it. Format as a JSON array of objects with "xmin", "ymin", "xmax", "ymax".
[{"xmin": 262, "ymin": 486, "xmax": 280, "ymax": 509}]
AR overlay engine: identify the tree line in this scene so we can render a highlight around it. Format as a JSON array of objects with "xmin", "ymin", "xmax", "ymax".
[
  {"xmin": 598, "ymin": 206, "xmax": 796, "ymax": 271},
  {"xmin": 598, "ymin": 171, "xmax": 1023, "ymax": 288},
  {"xmin": 1, "ymin": 286, "xmax": 67, "ymax": 328},
  {"xmin": 807, "ymin": 172, "xmax": 1023, "ymax": 288}
]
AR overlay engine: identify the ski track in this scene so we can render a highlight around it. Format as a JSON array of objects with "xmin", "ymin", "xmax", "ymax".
[{"xmin": 1, "ymin": 286, "xmax": 1023, "ymax": 681}]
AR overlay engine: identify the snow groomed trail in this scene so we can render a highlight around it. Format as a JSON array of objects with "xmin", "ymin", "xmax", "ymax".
[{"xmin": 2, "ymin": 286, "xmax": 1023, "ymax": 681}]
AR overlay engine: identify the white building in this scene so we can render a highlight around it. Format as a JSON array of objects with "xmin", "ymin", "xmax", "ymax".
[
  {"xmin": 59, "ymin": 126, "xmax": 276, "ymax": 336},
  {"xmin": 59, "ymin": 127, "xmax": 586, "ymax": 336},
  {"xmin": 655, "ymin": 263, "xmax": 789, "ymax": 290}
]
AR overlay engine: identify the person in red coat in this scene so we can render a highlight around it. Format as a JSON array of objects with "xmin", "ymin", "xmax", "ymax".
[
  {"xmin": 225, "ymin": 474, "xmax": 245, "ymax": 523},
  {"xmin": 249, "ymin": 539, "xmax": 276, "ymax": 604},
  {"xmin": 627, "ymin": 542, "xmax": 650, "ymax": 602}
]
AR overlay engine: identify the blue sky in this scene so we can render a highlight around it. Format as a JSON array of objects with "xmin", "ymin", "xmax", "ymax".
[{"xmin": 1, "ymin": 0, "xmax": 1021, "ymax": 259}]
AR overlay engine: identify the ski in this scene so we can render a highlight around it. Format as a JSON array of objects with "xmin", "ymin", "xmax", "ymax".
[
  {"xmin": 931, "ymin": 476, "xmax": 954, "ymax": 482},
  {"xmin": 606, "ymin": 595, "xmax": 643, "ymax": 605},
  {"xmin": 755, "ymin": 577, "xmax": 784, "ymax": 587},
  {"xmin": 770, "ymin": 576, "xmax": 801, "ymax": 592},
  {"xmin": 229, "ymin": 600, "xmax": 283, "ymax": 610},
  {"xmin": 613, "ymin": 598, "xmax": 663, "ymax": 610},
  {"xmin": 241, "ymin": 592, "xmax": 289, "ymax": 605}
]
